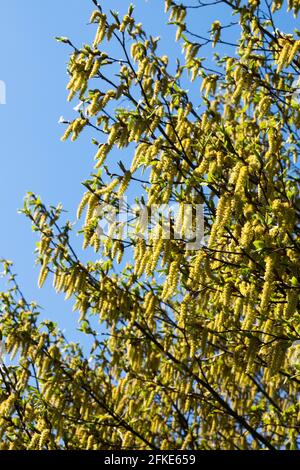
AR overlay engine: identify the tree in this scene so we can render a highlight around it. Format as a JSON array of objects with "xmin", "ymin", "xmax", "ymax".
[{"xmin": 0, "ymin": 0, "xmax": 300, "ymax": 450}]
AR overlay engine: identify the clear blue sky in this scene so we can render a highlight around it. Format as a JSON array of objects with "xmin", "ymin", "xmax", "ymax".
[
  {"xmin": 0, "ymin": 0, "xmax": 187, "ymax": 341},
  {"xmin": 0, "ymin": 1, "xmax": 294, "ymax": 341}
]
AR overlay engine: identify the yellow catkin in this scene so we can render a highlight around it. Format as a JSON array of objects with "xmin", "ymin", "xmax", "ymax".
[
  {"xmin": 208, "ymin": 195, "xmax": 231, "ymax": 247},
  {"xmin": 38, "ymin": 265, "xmax": 49, "ymax": 289},
  {"xmin": 89, "ymin": 59, "xmax": 101, "ymax": 78},
  {"xmin": 28, "ymin": 433, "xmax": 41, "ymax": 450},
  {"xmin": 96, "ymin": 178, "xmax": 120, "ymax": 195},
  {"xmin": 117, "ymin": 171, "xmax": 132, "ymax": 197},
  {"xmin": 0, "ymin": 394, "xmax": 16, "ymax": 417},
  {"xmin": 93, "ymin": 15, "xmax": 107, "ymax": 47},
  {"xmin": 278, "ymin": 43, "xmax": 290, "ymax": 72},
  {"xmin": 39, "ymin": 429, "xmax": 50, "ymax": 449},
  {"xmin": 260, "ymin": 256, "xmax": 274, "ymax": 313},
  {"xmin": 161, "ymin": 259, "xmax": 179, "ymax": 300},
  {"xmin": 284, "ymin": 290, "xmax": 298, "ymax": 319},
  {"xmin": 94, "ymin": 144, "xmax": 111, "ymax": 168},
  {"xmin": 269, "ymin": 341, "xmax": 286, "ymax": 376},
  {"xmin": 86, "ymin": 435, "xmax": 95, "ymax": 450},
  {"xmin": 77, "ymin": 192, "xmax": 90, "ymax": 220}
]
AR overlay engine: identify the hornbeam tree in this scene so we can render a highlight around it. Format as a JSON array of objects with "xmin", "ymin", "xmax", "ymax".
[{"xmin": 1, "ymin": 0, "xmax": 300, "ymax": 450}]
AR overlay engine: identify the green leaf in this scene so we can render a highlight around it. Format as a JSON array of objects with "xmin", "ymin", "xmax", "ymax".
[
  {"xmin": 55, "ymin": 36, "xmax": 70, "ymax": 44},
  {"xmin": 291, "ymin": 276, "xmax": 298, "ymax": 286},
  {"xmin": 253, "ymin": 240, "xmax": 265, "ymax": 251}
]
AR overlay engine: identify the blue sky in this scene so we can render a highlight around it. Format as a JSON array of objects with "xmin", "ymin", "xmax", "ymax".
[
  {"xmin": 0, "ymin": 0, "xmax": 187, "ymax": 340},
  {"xmin": 0, "ymin": 1, "xmax": 295, "ymax": 341}
]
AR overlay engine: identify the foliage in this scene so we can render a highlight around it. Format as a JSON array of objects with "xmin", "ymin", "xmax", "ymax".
[{"xmin": 1, "ymin": 0, "xmax": 300, "ymax": 450}]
